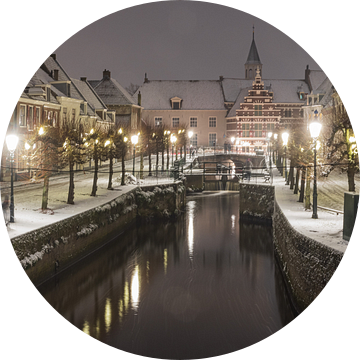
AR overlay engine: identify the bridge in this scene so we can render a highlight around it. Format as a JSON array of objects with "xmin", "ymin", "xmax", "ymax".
[{"xmin": 186, "ymin": 153, "xmax": 269, "ymax": 191}]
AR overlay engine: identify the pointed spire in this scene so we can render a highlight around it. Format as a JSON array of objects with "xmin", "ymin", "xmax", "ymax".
[{"xmin": 246, "ymin": 26, "xmax": 261, "ymax": 64}]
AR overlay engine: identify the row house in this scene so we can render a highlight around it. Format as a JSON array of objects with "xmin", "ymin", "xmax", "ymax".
[{"xmin": 1, "ymin": 54, "xmax": 115, "ymax": 181}]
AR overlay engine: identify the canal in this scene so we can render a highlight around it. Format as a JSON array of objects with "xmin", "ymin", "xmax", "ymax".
[{"xmin": 38, "ymin": 192, "xmax": 296, "ymax": 359}]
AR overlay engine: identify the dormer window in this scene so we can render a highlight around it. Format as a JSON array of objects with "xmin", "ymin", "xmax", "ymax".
[
  {"xmin": 170, "ymin": 97, "xmax": 182, "ymax": 110},
  {"xmin": 96, "ymin": 109, "xmax": 105, "ymax": 120}
]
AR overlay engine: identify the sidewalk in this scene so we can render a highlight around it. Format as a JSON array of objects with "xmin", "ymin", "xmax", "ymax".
[{"xmin": 272, "ymin": 169, "xmax": 348, "ymax": 253}]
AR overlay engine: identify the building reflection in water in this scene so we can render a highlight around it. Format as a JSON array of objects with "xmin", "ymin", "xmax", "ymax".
[{"xmin": 38, "ymin": 193, "xmax": 295, "ymax": 359}]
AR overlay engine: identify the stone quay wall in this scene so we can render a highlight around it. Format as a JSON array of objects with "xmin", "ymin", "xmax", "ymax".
[
  {"xmin": 11, "ymin": 182, "xmax": 186, "ymax": 286},
  {"xmin": 239, "ymin": 183, "xmax": 344, "ymax": 312},
  {"xmin": 272, "ymin": 202, "xmax": 343, "ymax": 312}
]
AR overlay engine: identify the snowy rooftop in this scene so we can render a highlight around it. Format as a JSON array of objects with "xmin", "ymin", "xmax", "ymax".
[
  {"xmin": 136, "ymin": 80, "xmax": 226, "ymax": 110},
  {"xmin": 89, "ymin": 77, "xmax": 135, "ymax": 106}
]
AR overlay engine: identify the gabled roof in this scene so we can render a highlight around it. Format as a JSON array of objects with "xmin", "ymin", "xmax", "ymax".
[
  {"xmin": 226, "ymin": 78, "xmax": 310, "ymax": 118},
  {"xmin": 135, "ymin": 80, "xmax": 226, "ymax": 110},
  {"xmin": 307, "ymin": 70, "xmax": 327, "ymax": 93},
  {"xmin": 88, "ymin": 77, "xmax": 135, "ymax": 106}
]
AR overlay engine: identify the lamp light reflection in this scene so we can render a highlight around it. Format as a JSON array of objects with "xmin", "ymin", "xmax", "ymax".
[
  {"xmin": 188, "ymin": 201, "xmax": 195, "ymax": 259},
  {"xmin": 131, "ymin": 265, "xmax": 140, "ymax": 311},
  {"xmin": 104, "ymin": 298, "xmax": 111, "ymax": 333}
]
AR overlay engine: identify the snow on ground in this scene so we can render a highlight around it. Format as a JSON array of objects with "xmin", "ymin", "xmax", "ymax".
[
  {"xmin": 273, "ymin": 167, "xmax": 355, "ymax": 253},
  {"xmin": 1, "ymin": 155, "xmax": 357, "ymax": 252}
]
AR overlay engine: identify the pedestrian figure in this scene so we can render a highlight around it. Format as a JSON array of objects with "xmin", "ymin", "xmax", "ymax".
[
  {"xmin": 245, "ymin": 158, "xmax": 253, "ymax": 181},
  {"xmin": 2, "ymin": 195, "xmax": 10, "ymax": 225}
]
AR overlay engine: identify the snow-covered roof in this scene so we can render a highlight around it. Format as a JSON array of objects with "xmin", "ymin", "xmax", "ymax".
[
  {"xmin": 136, "ymin": 80, "xmax": 226, "ymax": 110},
  {"xmin": 307, "ymin": 70, "xmax": 327, "ymax": 92},
  {"xmin": 88, "ymin": 78, "xmax": 135, "ymax": 106}
]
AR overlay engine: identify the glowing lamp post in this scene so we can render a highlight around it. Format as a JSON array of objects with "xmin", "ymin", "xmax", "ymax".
[
  {"xmin": 309, "ymin": 117, "xmax": 322, "ymax": 219},
  {"xmin": 282, "ymin": 132, "xmax": 289, "ymax": 183},
  {"xmin": 131, "ymin": 134, "xmax": 138, "ymax": 176},
  {"xmin": 6, "ymin": 134, "xmax": 19, "ymax": 223}
]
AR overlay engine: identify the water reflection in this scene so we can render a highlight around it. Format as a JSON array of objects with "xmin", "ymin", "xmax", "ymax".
[
  {"xmin": 188, "ymin": 200, "xmax": 195, "ymax": 259},
  {"xmin": 38, "ymin": 193, "xmax": 295, "ymax": 359}
]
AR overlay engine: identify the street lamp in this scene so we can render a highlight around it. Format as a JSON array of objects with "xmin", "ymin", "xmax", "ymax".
[
  {"xmin": 282, "ymin": 131, "xmax": 289, "ymax": 183},
  {"xmin": 309, "ymin": 117, "xmax": 322, "ymax": 219},
  {"xmin": 131, "ymin": 134, "xmax": 138, "ymax": 176},
  {"xmin": 6, "ymin": 134, "xmax": 19, "ymax": 223}
]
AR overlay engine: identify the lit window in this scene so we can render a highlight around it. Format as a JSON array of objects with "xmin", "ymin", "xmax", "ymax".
[
  {"xmin": 155, "ymin": 117, "xmax": 162, "ymax": 127},
  {"xmin": 19, "ymin": 105, "xmax": 26, "ymax": 127}
]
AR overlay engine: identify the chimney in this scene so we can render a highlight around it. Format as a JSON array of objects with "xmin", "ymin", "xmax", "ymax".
[
  {"xmin": 138, "ymin": 91, "xmax": 141, "ymax": 106},
  {"xmin": 305, "ymin": 64, "xmax": 312, "ymax": 92},
  {"xmin": 144, "ymin": 73, "xmax": 149, "ymax": 83},
  {"xmin": 103, "ymin": 69, "xmax": 111, "ymax": 79},
  {"xmin": 80, "ymin": 77, "xmax": 87, "ymax": 82},
  {"xmin": 54, "ymin": 69, "xmax": 59, "ymax": 81},
  {"xmin": 50, "ymin": 54, "xmax": 56, "ymax": 60},
  {"xmin": 219, "ymin": 75, "xmax": 224, "ymax": 81}
]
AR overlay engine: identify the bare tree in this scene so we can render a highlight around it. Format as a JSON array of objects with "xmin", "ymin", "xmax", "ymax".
[{"xmin": 324, "ymin": 93, "xmax": 358, "ymax": 191}]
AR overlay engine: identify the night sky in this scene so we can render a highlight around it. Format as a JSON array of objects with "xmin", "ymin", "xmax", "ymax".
[{"xmin": 54, "ymin": 1, "xmax": 320, "ymax": 88}]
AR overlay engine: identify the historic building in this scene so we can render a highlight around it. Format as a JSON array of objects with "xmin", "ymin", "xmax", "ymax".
[
  {"xmin": 88, "ymin": 70, "xmax": 142, "ymax": 131},
  {"xmin": 227, "ymin": 68, "xmax": 281, "ymax": 153},
  {"xmin": 1, "ymin": 55, "xmax": 115, "ymax": 181},
  {"xmin": 136, "ymin": 29, "xmax": 330, "ymax": 151}
]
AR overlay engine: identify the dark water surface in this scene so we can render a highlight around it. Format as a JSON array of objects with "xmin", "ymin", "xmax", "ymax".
[{"xmin": 38, "ymin": 192, "xmax": 295, "ymax": 359}]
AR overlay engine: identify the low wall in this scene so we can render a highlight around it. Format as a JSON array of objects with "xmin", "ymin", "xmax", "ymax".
[
  {"xmin": 273, "ymin": 202, "xmax": 343, "ymax": 312},
  {"xmin": 239, "ymin": 183, "xmax": 274, "ymax": 223},
  {"xmin": 239, "ymin": 183, "xmax": 344, "ymax": 313},
  {"xmin": 11, "ymin": 182, "xmax": 186, "ymax": 286}
]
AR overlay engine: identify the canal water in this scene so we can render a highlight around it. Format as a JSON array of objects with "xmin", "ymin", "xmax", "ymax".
[{"xmin": 38, "ymin": 192, "xmax": 296, "ymax": 359}]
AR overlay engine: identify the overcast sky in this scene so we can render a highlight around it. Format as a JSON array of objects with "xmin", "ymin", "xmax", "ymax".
[{"xmin": 54, "ymin": 1, "xmax": 320, "ymax": 88}]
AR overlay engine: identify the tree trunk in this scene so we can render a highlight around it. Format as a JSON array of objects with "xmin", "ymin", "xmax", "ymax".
[
  {"xmin": 156, "ymin": 144, "xmax": 159, "ymax": 176},
  {"xmin": 41, "ymin": 173, "xmax": 50, "ymax": 211},
  {"xmin": 166, "ymin": 144, "xmax": 169, "ymax": 170},
  {"xmin": 348, "ymin": 163, "xmax": 356, "ymax": 192},
  {"xmin": 184, "ymin": 145, "xmax": 186, "ymax": 162},
  {"xmin": 289, "ymin": 161, "xmax": 294, "ymax": 190},
  {"xmin": 67, "ymin": 160, "xmax": 75, "ymax": 204},
  {"xmin": 298, "ymin": 167, "xmax": 305, "ymax": 202},
  {"xmin": 140, "ymin": 153, "xmax": 144, "ymax": 179},
  {"xmin": 180, "ymin": 146, "xmax": 183, "ymax": 158},
  {"xmin": 90, "ymin": 151, "xmax": 98, "ymax": 196},
  {"xmin": 161, "ymin": 148, "xmax": 165, "ymax": 171},
  {"xmin": 121, "ymin": 152, "xmax": 126, "ymax": 185},
  {"xmin": 148, "ymin": 151, "xmax": 152, "ymax": 176},
  {"xmin": 108, "ymin": 156, "xmax": 113, "ymax": 190},
  {"xmin": 305, "ymin": 168, "xmax": 311, "ymax": 210},
  {"xmin": 294, "ymin": 167, "xmax": 300, "ymax": 195}
]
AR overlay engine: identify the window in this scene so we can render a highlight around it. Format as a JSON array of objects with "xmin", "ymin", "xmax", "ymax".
[
  {"xmin": 241, "ymin": 123, "xmax": 250, "ymax": 137},
  {"xmin": 254, "ymin": 105, "xmax": 262, "ymax": 116},
  {"xmin": 209, "ymin": 133, "xmax": 217, "ymax": 146},
  {"xmin": 209, "ymin": 117, "xmax": 216, "ymax": 127},
  {"xmin": 155, "ymin": 117, "xmax": 162, "ymax": 127},
  {"xmin": 28, "ymin": 106, "xmax": 34, "ymax": 130},
  {"xmin": 62, "ymin": 107, "xmax": 67, "ymax": 126},
  {"xmin": 48, "ymin": 111, "xmax": 53, "ymax": 126},
  {"xmin": 254, "ymin": 123, "xmax": 263, "ymax": 137},
  {"xmin": 71, "ymin": 109, "xmax": 76, "ymax": 122},
  {"xmin": 190, "ymin": 134, "xmax": 197, "ymax": 148},
  {"xmin": 19, "ymin": 105, "xmax": 26, "ymax": 127},
  {"xmin": 35, "ymin": 107, "xmax": 40, "ymax": 127},
  {"xmin": 284, "ymin": 109, "xmax": 292, "ymax": 117},
  {"xmin": 172, "ymin": 117, "xmax": 179, "ymax": 128},
  {"xmin": 190, "ymin": 117, "xmax": 197, "ymax": 127},
  {"xmin": 267, "ymin": 123, "xmax": 275, "ymax": 131},
  {"xmin": 53, "ymin": 112, "xmax": 58, "ymax": 128},
  {"xmin": 171, "ymin": 97, "xmax": 182, "ymax": 109}
]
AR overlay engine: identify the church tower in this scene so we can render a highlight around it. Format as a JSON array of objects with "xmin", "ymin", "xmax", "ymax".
[{"xmin": 245, "ymin": 27, "xmax": 262, "ymax": 80}]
